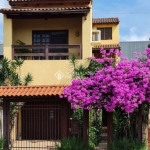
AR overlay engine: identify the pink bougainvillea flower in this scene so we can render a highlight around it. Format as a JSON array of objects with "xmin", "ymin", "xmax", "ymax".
[{"xmin": 61, "ymin": 48, "xmax": 150, "ymax": 113}]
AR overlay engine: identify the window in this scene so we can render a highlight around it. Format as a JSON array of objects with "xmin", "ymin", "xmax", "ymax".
[
  {"xmin": 92, "ymin": 30, "xmax": 101, "ymax": 42},
  {"xmin": 32, "ymin": 30, "xmax": 68, "ymax": 60},
  {"xmin": 97, "ymin": 28, "xmax": 112, "ymax": 40}
]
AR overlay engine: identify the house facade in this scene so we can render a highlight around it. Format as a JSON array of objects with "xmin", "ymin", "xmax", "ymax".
[
  {"xmin": 1, "ymin": 0, "xmax": 92, "ymax": 85},
  {"xmin": 92, "ymin": 17, "xmax": 120, "ymax": 58},
  {"xmin": 0, "ymin": 0, "xmax": 92, "ymax": 149},
  {"xmin": 0, "ymin": 0, "xmax": 121, "ymax": 149}
]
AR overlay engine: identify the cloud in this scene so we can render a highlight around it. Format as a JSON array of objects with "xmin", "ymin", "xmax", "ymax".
[
  {"xmin": 130, "ymin": 27, "xmax": 136, "ymax": 34},
  {"xmin": 120, "ymin": 27, "xmax": 150, "ymax": 41},
  {"xmin": 93, "ymin": 0, "xmax": 150, "ymax": 42},
  {"xmin": 120, "ymin": 34, "xmax": 150, "ymax": 41},
  {"xmin": 0, "ymin": 0, "xmax": 150, "ymax": 41}
]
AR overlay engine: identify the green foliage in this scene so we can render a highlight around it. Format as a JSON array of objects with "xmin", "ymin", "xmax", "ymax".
[
  {"xmin": 113, "ymin": 107, "xmax": 137, "ymax": 139},
  {"xmin": 0, "ymin": 138, "xmax": 4, "ymax": 149},
  {"xmin": 16, "ymin": 40, "xmax": 25, "ymax": 45},
  {"xmin": 10, "ymin": 102, "xmax": 19, "ymax": 122},
  {"xmin": 0, "ymin": 57, "xmax": 33, "ymax": 86},
  {"xmin": 69, "ymin": 54, "xmax": 77, "ymax": 69},
  {"xmin": 56, "ymin": 137, "xmax": 93, "ymax": 150},
  {"xmin": 24, "ymin": 73, "xmax": 33, "ymax": 86},
  {"xmin": 69, "ymin": 52, "xmax": 149, "ymax": 149},
  {"xmin": 89, "ymin": 109, "xmax": 102, "ymax": 147},
  {"xmin": 71, "ymin": 109, "xmax": 102, "ymax": 148},
  {"xmin": 142, "ymin": 103, "xmax": 149, "ymax": 124},
  {"xmin": 113, "ymin": 105, "xmax": 149, "ymax": 140},
  {"xmin": 70, "ymin": 55, "xmax": 102, "ymax": 79},
  {"xmin": 69, "ymin": 55, "xmax": 103, "ymax": 147},
  {"xmin": 72, "ymin": 109, "xmax": 83, "ymax": 141},
  {"xmin": 108, "ymin": 138, "xmax": 146, "ymax": 150},
  {"xmin": 0, "ymin": 57, "xmax": 33, "ymax": 148},
  {"xmin": 69, "ymin": 54, "xmax": 103, "ymax": 147},
  {"xmin": 15, "ymin": 40, "xmax": 31, "ymax": 53},
  {"xmin": 0, "ymin": 58, "xmax": 22, "ymax": 85},
  {"xmin": 13, "ymin": 57, "xmax": 24, "ymax": 69}
]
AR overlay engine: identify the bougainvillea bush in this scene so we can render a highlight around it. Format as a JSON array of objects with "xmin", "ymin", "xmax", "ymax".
[{"xmin": 62, "ymin": 48, "xmax": 150, "ymax": 113}]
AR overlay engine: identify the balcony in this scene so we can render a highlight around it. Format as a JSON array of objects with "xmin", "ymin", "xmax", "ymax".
[{"xmin": 12, "ymin": 44, "xmax": 82, "ymax": 60}]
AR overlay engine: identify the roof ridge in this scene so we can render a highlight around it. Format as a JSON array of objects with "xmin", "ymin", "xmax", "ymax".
[
  {"xmin": 93, "ymin": 17, "xmax": 119, "ymax": 19},
  {"xmin": 92, "ymin": 17, "xmax": 119, "ymax": 24},
  {"xmin": 92, "ymin": 44, "xmax": 120, "ymax": 50}
]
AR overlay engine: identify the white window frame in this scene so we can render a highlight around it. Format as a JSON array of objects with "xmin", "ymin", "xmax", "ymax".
[{"xmin": 92, "ymin": 30, "xmax": 101, "ymax": 43}]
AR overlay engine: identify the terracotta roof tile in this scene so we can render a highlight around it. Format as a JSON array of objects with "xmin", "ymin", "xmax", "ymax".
[
  {"xmin": 0, "ymin": 86, "xmax": 66, "ymax": 98},
  {"xmin": 93, "ymin": 18, "xmax": 119, "ymax": 24},
  {"xmin": 8, "ymin": 0, "xmax": 90, "ymax": 2},
  {"xmin": 93, "ymin": 44, "xmax": 120, "ymax": 50},
  {"xmin": 0, "ymin": 7, "xmax": 90, "ymax": 13}
]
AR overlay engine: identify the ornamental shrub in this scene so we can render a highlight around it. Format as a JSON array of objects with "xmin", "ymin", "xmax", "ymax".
[
  {"xmin": 55, "ymin": 137, "xmax": 93, "ymax": 150},
  {"xmin": 0, "ymin": 138, "xmax": 4, "ymax": 149},
  {"xmin": 62, "ymin": 48, "xmax": 150, "ymax": 113},
  {"xmin": 108, "ymin": 138, "xmax": 146, "ymax": 150}
]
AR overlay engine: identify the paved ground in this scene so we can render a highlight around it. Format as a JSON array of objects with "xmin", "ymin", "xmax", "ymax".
[{"xmin": 10, "ymin": 140, "xmax": 60, "ymax": 150}]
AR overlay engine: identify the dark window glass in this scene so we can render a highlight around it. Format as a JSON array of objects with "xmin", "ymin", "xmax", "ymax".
[
  {"xmin": 97, "ymin": 28, "xmax": 112, "ymax": 40},
  {"xmin": 100, "ymin": 28, "xmax": 105, "ymax": 40},
  {"xmin": 32, "ymin": 30, "xmax": 68, "ymax": 60}
]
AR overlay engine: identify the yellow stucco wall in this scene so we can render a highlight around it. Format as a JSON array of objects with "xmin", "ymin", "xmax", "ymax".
[
  {"xmin": 12, "ymin": 18, "xmax": 82, "ymax": 46},
  {"xmin": 82, "ymin": 7, "xmax": 92, "ymax": 58},
  {"xmin": 3, "ymin": 15, "xmax": 13, "ymax": 59},
  {"xmin": 20, "ymin": 60, "xmax": 89, "ymax": 85},
  {"xmin": 12, "ymin": 18, "xmax": 83, "ymax": 57},
  {"xmin": 92, "ymin": 23, "xmax": 119, "ymax": 44},
  {"xmin": 3, "ymin": 9, "xmax": 92, "ymax": 85}
]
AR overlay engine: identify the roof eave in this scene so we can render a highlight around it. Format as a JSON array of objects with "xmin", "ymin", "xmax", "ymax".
[
  {"xmin": 9, "ymin": 0, "xmax": 91, "ymax": 6},
  {"xmin": 0, "ymin": 85, "xmax": 66, "ymax": 98},
  {"xmin": 92, "ymin": 22, "xmax": 119, "ymax": 25},
  {"xmin": 92, "ymin": 44, "xmax": 121, "ymax": 50},
  {"xmin": 0, "ymin": 8, "xmax": 90, "ymax": 14},
  {"xmin": 0, "ymin": 8, "xmax": 90, "ymax": 19}
]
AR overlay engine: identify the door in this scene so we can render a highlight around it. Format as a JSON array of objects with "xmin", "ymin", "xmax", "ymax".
[{"xmin": 32, "ymin": 30, "xmax": 68, "ymax": 60}]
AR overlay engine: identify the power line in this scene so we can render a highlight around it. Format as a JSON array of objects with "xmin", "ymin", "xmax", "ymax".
[{"xmin": 94, "ymin": 12, "xmax": 150, "ymax": 15}]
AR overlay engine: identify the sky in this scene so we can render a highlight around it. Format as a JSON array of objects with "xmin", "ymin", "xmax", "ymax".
[{"xmin": 0, "ymin": 0, "xmax": 150, "ymax": 42}]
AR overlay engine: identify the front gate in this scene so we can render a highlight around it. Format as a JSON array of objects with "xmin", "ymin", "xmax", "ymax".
[{"xmin": 9, "ymin": 99, "xmax": 66, "ymax": 150}]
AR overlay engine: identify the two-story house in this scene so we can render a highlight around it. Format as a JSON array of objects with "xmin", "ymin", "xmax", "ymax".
[
  {"xmin": 1, "ymin": 0, "xmax": 92, "ymax": 85},
  {"xmin": 92, "ymin": 17, "xmax": 120, "ymax": 58},
  {"xmin": 0, "ymin": 0, "xmax": 120, "ymax": 149},
  {"xmin": 0, "ymin": 0, "xmax": 92, "ymax": 149}
]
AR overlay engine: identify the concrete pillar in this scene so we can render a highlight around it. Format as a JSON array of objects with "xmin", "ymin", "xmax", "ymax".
[
  {"xmin": 4, "ymin": 14, "xmax": 13, "ymax": 59},
  {"xmin": 82, "ymin": 4, "xmax": 92, "ymax": 59}
]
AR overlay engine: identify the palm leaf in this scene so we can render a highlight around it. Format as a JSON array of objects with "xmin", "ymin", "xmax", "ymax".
[{"xmin": 24, "ymin": 73, "xmax": 33, "ymax": 86}]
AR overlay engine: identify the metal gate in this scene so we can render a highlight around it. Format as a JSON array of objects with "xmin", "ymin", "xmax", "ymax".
[{"xmin": 10, "ymin": 100, "xmax": 62, "ymax": 150}]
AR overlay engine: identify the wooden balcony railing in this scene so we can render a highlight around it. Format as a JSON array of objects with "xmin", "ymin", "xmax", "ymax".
[{"xmin": 12, "ymin": 44, "xmax": 82, "ymax": 60}]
